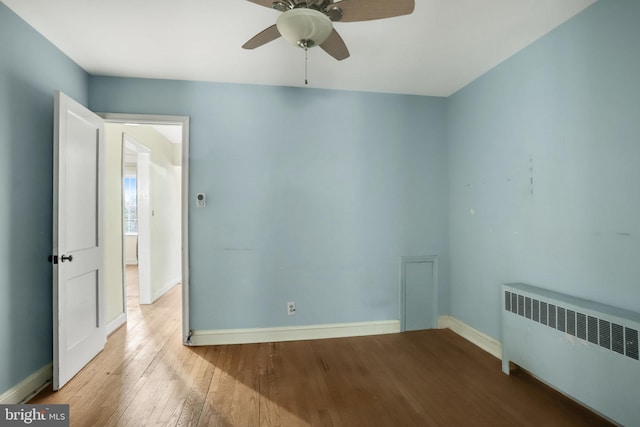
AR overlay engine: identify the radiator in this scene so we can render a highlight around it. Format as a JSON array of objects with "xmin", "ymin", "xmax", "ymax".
[{"xmin": 501, "ymin": 283, "xmax": 640, "ymax": 426}]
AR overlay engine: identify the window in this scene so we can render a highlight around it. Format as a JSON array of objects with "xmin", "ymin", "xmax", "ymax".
[{"xmin": 123, "ymin": 175, "xmax": 137, "ymax": 234}]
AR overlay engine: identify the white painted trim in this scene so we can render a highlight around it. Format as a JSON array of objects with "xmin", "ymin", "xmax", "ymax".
[
  {"xmin": 437, "ymin": 315, "xmax": 451, "ymax": 329},
  {"xmin": 189, "ymin": 320, "xmax": 401, "ymax": 346},
  {"xmin": 152, "ymin": 277, "xmax": 181, "ymax": 303},
  {"xmin": 119, "ymin": 138, "xmax": 128, "ymax": 334},
  {"xmin": 438, "ymin": 315, "xmax": 503, "ymax": 360},
  {"xmin": 107, "ymin": 312, "xmax": 127, "ymax": 336},
  {"xmin": 100, "ymin": 113, "xmax": 190, "ymax": 345},
  {"xmin": 136, "ymin": 151, "xmax": 152, "ymax": 305},
  {"xmin": 180, "ymin": 119, "xmax": 190, "ymax": 344},
  {"xmin": 0, "ymin": 363, "xmax": 52, "ymax": 404}
]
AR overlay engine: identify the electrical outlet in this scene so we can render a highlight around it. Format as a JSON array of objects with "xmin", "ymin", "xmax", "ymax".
[{"xmin": 287, "ymin": 301, "xmax": 296, "ymax": 316}]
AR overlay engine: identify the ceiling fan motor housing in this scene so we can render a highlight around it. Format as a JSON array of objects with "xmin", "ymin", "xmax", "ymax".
[{"xmin": 272, "ymin": 0, "xmax": 343, "ymax": 21}]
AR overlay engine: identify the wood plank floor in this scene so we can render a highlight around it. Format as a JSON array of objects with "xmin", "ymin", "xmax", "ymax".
[{"xmin": 31, "ymin": 267, "xmax": 613, "ymax": 426}]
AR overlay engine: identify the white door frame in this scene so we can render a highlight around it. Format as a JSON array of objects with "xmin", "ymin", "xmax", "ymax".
[
  {"xmin": 123, "ymin": 133, "xmax": 152, "ymax": 304},
  {"xmin": 101, "ymin": 113, "xmax": 190, "ymax": 344}
]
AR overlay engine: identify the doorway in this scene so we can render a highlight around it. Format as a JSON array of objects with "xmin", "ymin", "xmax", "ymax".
[{"xmin": 102, "ymin": 114, "xmax": 190, "ymax": 344}]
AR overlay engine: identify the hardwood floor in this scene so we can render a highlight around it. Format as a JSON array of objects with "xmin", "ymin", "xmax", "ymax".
[{"xmin": 31, "ymin": 268, "xmax": 613, "ymax": 426}]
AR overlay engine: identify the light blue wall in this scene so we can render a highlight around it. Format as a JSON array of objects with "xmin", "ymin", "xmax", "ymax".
[
  {"xmin": 89, "ymin": 78, "xmax": 449, "ymax": 330},
  {"xmin": 0, "ymin": 3, "xmax": 89, "ymax": 395},
  {"xmin": 447, "ymin": 0, "xmax": 640, "ymax": 340}
]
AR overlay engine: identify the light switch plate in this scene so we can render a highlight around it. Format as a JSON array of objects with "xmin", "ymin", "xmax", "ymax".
[{"xmin": 196, "ymin": 193, "xmax": 205, "ymax": 208}]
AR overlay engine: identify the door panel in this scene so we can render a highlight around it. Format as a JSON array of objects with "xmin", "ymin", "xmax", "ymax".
[
  {"xmin": 64, "ymin": 114, "xmax": 99, "ymax": 250},
  {"xmin": 53, "ymin": 91, "xmax": 106, "ymax": 390},
  {"xmin": 65, "ymin": 271, "xmax": 99, "ymax": 349}
]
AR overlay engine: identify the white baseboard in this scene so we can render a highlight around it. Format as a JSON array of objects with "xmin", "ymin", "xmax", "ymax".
[
  {"xmin": 107, "ymin": 312, "xmax": 127, "ymax": 336},
  {"xmin": 438, "ymin": 315, "xmax": 503, "ymax": 360},
  {"xmin": 0, "ymin": 363, "xmax": 52, "ymax": 404},
  {"xmin": 152, "ymin": 277, "xmax": 180, "ymax": 303},
  {"xmin": 189, "ymin": 320, "xmax": 401, "ymax": 346}
]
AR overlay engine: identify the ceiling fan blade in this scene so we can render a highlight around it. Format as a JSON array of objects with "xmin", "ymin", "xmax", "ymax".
[
  {"xmin": 332, "ymin": 0, "xmax": 415, "ymax": 22},
  {"xmin": 242, "ymin": 25, "xmax": 281, "ymax": 50},
  {"xmin": 320, "ymin": 29, "xmax": 350, "ymax": 61},
  {"xmin": 246, "ymin": 0, "xmax": 275, "ymax": 9}
]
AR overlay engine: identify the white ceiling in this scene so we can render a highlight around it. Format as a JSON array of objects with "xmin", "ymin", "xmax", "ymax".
[
  {"xmin": 2, "ymin": 0, "xmax": 595, "ymax": 97},
  {"xmin": 150, "ymin": 124, "xmax": 182, "ymax": 145}
]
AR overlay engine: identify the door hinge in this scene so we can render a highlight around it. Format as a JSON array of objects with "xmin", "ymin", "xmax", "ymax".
[{"xmin": 48, "ymin": 255, "xmax": 59, "ymax": 264}]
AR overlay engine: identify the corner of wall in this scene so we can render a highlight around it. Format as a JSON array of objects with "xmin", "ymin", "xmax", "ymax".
[
  {"xmin": 0, "ymin": 364, "xmax": 52, "ymax": 404},
  {"xmin": 438, "ymin": 315, "xmax": 503, "ymax": 360}
]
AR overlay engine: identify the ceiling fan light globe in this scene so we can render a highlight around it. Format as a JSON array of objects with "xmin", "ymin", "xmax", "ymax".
[{"xmin": 276, "ymin": 8, "xmax": 333, "ymax": 48}]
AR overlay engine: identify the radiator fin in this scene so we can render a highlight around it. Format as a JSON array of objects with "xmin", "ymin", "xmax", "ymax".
[
  {"xmin": 587, "ymin": 316, "xmax": 598, "ymax": 345},
  {"xmin": 532, "ymin": 299, "xmax": 540, "ymax": 322},
  {"xmin": 576, "ymin": 312, "xmax": 587, "ymax": 340},
  {"xmin": 518, "ymin": 295, "xmax": 524, "ymax": 316},
  {"xmin": 612, "ymin": 323, "xmax": 624, "ymax": 355},
  {"xmin": 600, "ymin": 319, "xmax": 611, "ymax": 350},
  {"xmin": 567, "ymin": 309, "xmax": 576, "ymax": 336},
  {"xmin": 540, "ymin": 302, "xmax": 548, "ymax": 326},
  {"xmin": 557, "ymin": 307, "xmax": 566, "ymax": 333},
  {"xmin": 626, "ymin": 328, "xmax": 639, "ymax": 360},
  {"xmin": 549, "ymin": 304, "xmax": 557, "ymax": 329}
]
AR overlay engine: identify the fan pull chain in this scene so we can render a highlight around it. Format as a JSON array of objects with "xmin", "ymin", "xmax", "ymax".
[{"xmin": 304, "ymin": 46, "xmax": 308, "ymax": 85}]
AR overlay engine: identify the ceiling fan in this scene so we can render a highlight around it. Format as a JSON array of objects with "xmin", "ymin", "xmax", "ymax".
[{"xmin": 242, "ymin": 0, "xmax": 416, "ymax": 61}]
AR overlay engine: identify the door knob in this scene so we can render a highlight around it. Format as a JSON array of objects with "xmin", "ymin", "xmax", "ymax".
[{"xmin": 61, "ymin": 254, "xmax": 73, "ymax": 262}]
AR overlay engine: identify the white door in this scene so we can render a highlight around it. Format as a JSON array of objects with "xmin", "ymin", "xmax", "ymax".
[{"xmin": 52, "ymin": 91, "xmax": 106, "ymax": 390}]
